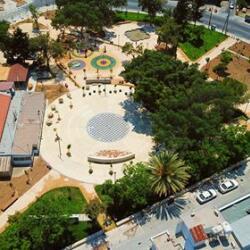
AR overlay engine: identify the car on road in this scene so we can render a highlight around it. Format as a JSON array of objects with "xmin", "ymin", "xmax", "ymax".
[
  {"xmin": 218, "ymin": 179, "xmax": 239, "ymax": 194},
  {"xmin": 196, "ymin": 189, "xmax": 217, "ymax": 204}
]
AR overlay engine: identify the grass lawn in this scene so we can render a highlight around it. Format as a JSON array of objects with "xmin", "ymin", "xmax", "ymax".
[
  {"xmin": 115, "ymin": 11, "xmax": 150, "ymax": 22},
  {"xmin": 0, "ymin": 187, "xmax": 99, "ymax": 249},
  {"xmin": 180, "ymin": 26, "xmax": 227, "ymax": 61}
]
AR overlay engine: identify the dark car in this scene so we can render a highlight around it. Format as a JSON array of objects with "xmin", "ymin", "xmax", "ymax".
[{"xmin": 245, "ymin": 15, "xmax": 250, "ymax": 24}]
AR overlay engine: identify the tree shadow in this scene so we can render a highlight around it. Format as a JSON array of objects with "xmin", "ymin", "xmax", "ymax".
[
  {"xmin": 137, "ymin": 23, "xmax": 156, "ymax": 33},
  {"xmin": 84, "ymin": 231, "xmax": 108, "ymax": 249},
  {"xmin": 152, "ymin": 197, "xmax": 188, "ymax": 221},
  {"xmin": 103, "ymin": 30, "xmax": 117, "ymax": 41},
  {"xmin": 120, "ymin": 99, "xmax": 152, "ymax": 135}
]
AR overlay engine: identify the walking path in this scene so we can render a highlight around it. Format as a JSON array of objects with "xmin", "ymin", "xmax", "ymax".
[
  {"xmin": 0, "ymin": 169, "xmax": 96, "ymax": 232},
  {"xmin": 196, "ymin": 37, "xmax": 237, "ymax": 69}
]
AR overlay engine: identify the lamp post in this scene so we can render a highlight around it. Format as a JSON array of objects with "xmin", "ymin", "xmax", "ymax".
[
  {"xmin": 208, "ymin": 8, "xmax": 217, "ymax": 28},
  {"xmin": 55, "ymin": 133, "xmax": 62, "ymax": 159}
]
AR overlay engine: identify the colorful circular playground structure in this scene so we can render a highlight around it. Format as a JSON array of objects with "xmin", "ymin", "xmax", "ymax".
[
  {"xmin": 68, "ymin": 59, "xmax": 86, "ymax": 70},
  {"xmin": 91, "ymin": 55, "xmax": 116, "ymax": 70}
]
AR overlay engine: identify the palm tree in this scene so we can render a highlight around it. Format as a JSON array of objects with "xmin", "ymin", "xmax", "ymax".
[{"xmin": 147, "ymin": 151, "xmax": 190, "ymax": 197}]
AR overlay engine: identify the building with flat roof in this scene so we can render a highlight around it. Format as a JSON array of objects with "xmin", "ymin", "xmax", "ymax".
[
  {"xmin": 11, "ymin": 92, "xmax": 45, "ymax": 166},
  {"xmin": 0, "ymin": 91, "xmax": 45, "ymax": 177}
]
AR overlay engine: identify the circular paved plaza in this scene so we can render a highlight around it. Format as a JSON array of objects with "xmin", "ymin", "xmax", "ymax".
[{"xmin": 40, "ymin": 85, "xmax": 153, "ymax": 184}]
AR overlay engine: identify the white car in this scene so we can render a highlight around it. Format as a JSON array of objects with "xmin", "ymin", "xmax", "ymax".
[
  {"xmin": 229, "ymin": 3, "xmax": 234, "ymax": 9},
  {"xmin": 196, "ymin": 189, "xmax": 217, "ymax": 204},
  {"xmin": 218, "ymin": 179, "xmax": 238, "ymax": 194}
]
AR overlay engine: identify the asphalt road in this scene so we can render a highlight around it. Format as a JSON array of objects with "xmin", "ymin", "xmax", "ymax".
[{"xmin": 127, "ymin": 0, "xmax": 250, "ymax": 40}]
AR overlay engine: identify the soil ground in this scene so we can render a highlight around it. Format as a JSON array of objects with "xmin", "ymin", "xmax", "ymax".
[
  {"xmin": 229, "ymin": 41, "xmax": 250, "ymax": 58},
  {"xmin": 0, "ymin": 157, "xmax": 50, "ymax": 213},
  {"xmin": 202, "ymin": 54, "xmax": 250, "ymax": 88},
  {"xmin": 35, "ymin": 83, "xmax": 69, "ymax": 104}
]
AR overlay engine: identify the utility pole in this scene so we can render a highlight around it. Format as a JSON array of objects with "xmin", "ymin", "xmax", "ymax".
[{"xmin": 222, "ymin": 6, "xmax": 231, "ymax": 34}]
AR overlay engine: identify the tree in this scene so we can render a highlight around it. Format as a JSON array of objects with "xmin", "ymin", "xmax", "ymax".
[
  {"xmin": 96, "ymin": 163, "xmax": 154, "ymax": 218},
  {"xmin": 122, "ymin": 51, "xmax": 249, "ymax": 182},
  {"xmin": 157, "ymin": 17, "xmax": 182, "ymax": 57},
  {"xmin": 191, "ymin": 0, "xmax": 204, "ymax": 24},
  {"xmin": 53, "ymin": 0, "xmax": 127, "ymax": 38},
  {"xmin": 0, "ymin": 21, "xmax": 10, "ymax": 50},
  {"xmin": 29, "ymin": 4, "xmax": 39, "ymax": 31},
  {"xmin": 173, "ymin": 0, "xmax": 193, "ymax": 26},
  {"xmin": 138, "ymin": 0, "xmax": 166, "ymax": 21},
  {"xmin": 3, "ymin": 28, "xmax": 30, "ymax": 63},
  {"xmin": 122, "ymin": 42, "xmax": 144, "ymax": 58},
  {"xmin": 147, "ymin": 151, "xmax": 190, "ymax": 197},
  {"xmin": 29, "ymin": 34, "xmax": 65, "ymax": 73},
  {"xmin": 85, "ymin": 199, "xmax": 106, "ymax": 220}
]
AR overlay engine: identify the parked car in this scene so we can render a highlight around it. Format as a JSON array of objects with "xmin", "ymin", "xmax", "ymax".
[
  {"xmin": 196, "ymin": 189, "xmax": 217, "ymax": 204},
  {"xmin": 245, "ymin": 15, "xmax": 250, "ymax": 24},
  {"xmin": 218, "ymin": 179, "xmax": 239, "ymax": 194},
  {"xmin": 229, "ymin": 3, "xmax": 234, "ymax": 9}
]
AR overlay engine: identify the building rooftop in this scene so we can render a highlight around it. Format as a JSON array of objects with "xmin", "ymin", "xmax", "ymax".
[
  {"xmin": 0, "ymin": 91, "xmax": 24, "ymax": 155},
  {"xmin": 0, "ymin": 82, "xmax": 14, "ymax": 92},
  {"xmin": 231, "ymin": 213, "xmax": 250, "ymax": 249},
  {"xmin": 7, "ymin": 63, "xmax": 28, "ymax": 82},
  {"xmin": 0, "ymin": 93, "xmax": 11, "ymax": 142},
  {"xmin": 11, "ymin": 92, "xmax": 45, "ymax": 155}
]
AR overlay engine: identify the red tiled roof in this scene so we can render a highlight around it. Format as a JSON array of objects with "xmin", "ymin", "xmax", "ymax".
[
  {"xmin": 7, "ymin": 64, "xmax": 28, "ymax": 82},
  {"xmin": 190, "ymin": 224, "xmax": 208, "ymax": 243},
  {"xmin": 0, "ymin": 82, "xmax": 14, "ymax": 91},
  {"xmin": 0, "ymin": 94, "xmax": 11, "ymax": 142}
]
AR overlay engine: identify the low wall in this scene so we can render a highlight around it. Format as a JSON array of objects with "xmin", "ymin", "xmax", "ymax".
[{"xmin": 88, "ymin": 153, "xmax": 135, "ymax": 164}]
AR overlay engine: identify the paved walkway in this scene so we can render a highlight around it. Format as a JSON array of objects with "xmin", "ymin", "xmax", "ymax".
[
  {"xmin": 196, "ymin": 37, "xmax": 237, "ymax": 69},
  {"xmin": 0, "ymin": 170, "xmax": 96, "ymax": 232}
]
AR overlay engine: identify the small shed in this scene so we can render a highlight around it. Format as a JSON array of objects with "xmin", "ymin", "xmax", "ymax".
[{"xmin": 7, "ymin": 64, "xmax": 29, "ymax": 88}]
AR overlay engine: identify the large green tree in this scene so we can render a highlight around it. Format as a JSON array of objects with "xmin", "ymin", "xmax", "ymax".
[
  {"xmin": 29, "ymin": 34, "xmax": 65, "ymax": 73},
  {"xmin": 2, "ymin": 28, "xmax": 30, "ymax": 63},
  {"xmin": 138, "ymin": 0, "xmax": 166, "ymax": 21},
  {"xmin": 122, "ymin": 51, "xmax": 250, "ymax": 181},
  {"xmin": 147, "ymin": 151, "xmax": 190, "ymax": 197},
  {"xmin": 157, "ymin": 17, "xmax": 182, "ymax": 57}
]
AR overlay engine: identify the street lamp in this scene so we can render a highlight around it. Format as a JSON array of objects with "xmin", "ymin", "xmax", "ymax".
[{"xmin": 208, "ymin": 7, "xmax": 217, "ymax": 28}]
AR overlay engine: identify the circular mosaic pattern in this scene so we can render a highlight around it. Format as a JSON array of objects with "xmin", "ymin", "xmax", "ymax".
[
  {"xmin": 91, "ymin": 55, "xmax": 116, "ymax": 70},
  {"xmin": 87, "ymin": 113, "xmax": 129, "ymax": 142},
  {"xmin": 68, "ymin": 59, "xmax": 86, "ymax": 70}
]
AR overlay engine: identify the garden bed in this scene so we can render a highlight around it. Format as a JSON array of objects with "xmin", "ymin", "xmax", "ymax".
[
  {"xmin": 0, "ymin": 187, "xmax": 99, "ymax": 249},
  {"xmin": 229, "ymin": 41, "xmax": 250, "ymax": 58},
  {"xmin": 180, "ymin": 26, "xmax": 227, "ymax": 61},
  {"xmin": 202, "ymin": 53, "xmax": 250, "ymax": 88}
]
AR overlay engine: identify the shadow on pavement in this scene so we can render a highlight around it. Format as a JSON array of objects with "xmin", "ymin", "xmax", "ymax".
[{"xmin": 120, "ymin": 99, "xmax": 152, "ymax": 135}]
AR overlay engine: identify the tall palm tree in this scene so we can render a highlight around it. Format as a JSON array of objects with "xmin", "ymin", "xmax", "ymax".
[{"xmin": 148, "ymin": 151, "xmax": 190, "ymax": 197}]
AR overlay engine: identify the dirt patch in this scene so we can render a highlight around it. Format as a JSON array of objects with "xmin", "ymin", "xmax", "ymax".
[
  {"xmin": 202, "ymin": 53, "xmax": 250, "ymax": 88},
  {"xmin": 0, "ymin": 157, "xmax": 50, "ymax": 212},
  {"xmin": 35, "ymin": 84, "xmax": 69, "ymax": 104},
  {"xmin": 229, "ymin": 41, "xmax": 250, "ymax": 58}
]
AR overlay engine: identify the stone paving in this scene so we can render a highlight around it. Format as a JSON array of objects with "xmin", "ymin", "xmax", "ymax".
[{"xmin": 40, "ymin": 85, "xmax": 154, "ymax": 184}]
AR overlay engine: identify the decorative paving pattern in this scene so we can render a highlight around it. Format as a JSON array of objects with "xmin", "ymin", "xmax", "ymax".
[
  {"xmin": 91, "ymin": 55, "xmax": 116, "ymax": 70},
  {"xmin": 68, "ymin": 59, "xmax": 86, "ymax": 70},
  {"xmin": 87, "ymin": 113, "xmax": 129, "ymax": 142}
]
